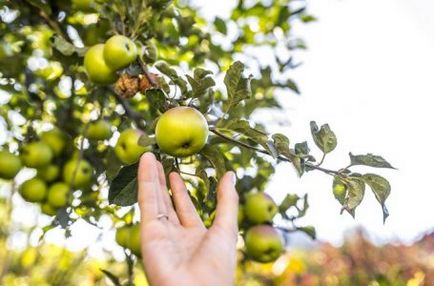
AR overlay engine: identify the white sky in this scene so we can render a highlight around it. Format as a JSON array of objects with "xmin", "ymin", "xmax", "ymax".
[
  {"xmin": 6, "ymin": 0, "xmax": 434, "ymax": 257},
  {"xmin": 196, "ymin": 0, "xmax": 434, "ymax": 244}
]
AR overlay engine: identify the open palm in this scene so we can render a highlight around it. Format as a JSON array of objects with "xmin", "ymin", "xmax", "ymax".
[{"xmin": 138, "ymin": 153, "xmax": 239, "ymax": 286}]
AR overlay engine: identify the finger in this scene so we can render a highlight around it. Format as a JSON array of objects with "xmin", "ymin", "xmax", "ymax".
[
  {"xmin": 169, "ymin": 172, "xmax": 204, "ymax": 228},
  {"xmin": 156, "ymin": 162, "xmax": 180, "ymax": 224},
  {"xmin": 212, "ymin": 171, "xmax": 239, "ymax": 240},
  {"xmin": 137, "ymin": 153, "xmax": 165, "ymax": 224}
]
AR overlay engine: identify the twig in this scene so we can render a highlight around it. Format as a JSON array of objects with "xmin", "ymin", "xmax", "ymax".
[
  {"xmin": 210, "ymin": 128, "xmax": 340, "ymax": 176},
  {"xmin": 316, "ymin": 152, "xmax": 326, "ymax": 167}
]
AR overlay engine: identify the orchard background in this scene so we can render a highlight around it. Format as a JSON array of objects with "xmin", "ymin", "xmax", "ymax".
[{"xmin": 0, "ymin": 0, "xmax": 433, "ymax": 285}]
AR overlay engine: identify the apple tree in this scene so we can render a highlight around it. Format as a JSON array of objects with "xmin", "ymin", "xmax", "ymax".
[{"xmin": 0, "ymin": 0, "xmax": 395, "ymax": 281}]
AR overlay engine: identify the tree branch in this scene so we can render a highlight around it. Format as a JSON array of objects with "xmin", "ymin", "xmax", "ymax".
[{"xmin": 209, "ymin": 128, "xmax": 340, "ymax": 176}]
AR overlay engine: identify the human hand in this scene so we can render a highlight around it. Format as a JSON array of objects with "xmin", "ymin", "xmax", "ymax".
[{"xmin": 137, "ymin": 153, "xmax": 239, "ymax": 286}]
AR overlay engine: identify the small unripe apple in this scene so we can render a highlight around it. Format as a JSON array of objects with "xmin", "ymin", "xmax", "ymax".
[
  {"xmin": 40, "ymin": 202, "xmax": 58, "ymax": 216},
  {"xmin": 20, "ymin": 141, "xmax": 53, "ymax": 168},
  {"xmin": 0, "ymin": 150, "xmax": 22, "ymax": 179},
  {"xmin": 41, "ymin": 128, "xmax": 67, "ymax": 157},
  {"xmin": 63, "ymin": 159, "xmax": 93, "ymax": 188},
  {"xmin": 155, "ymin": 107, "xmax": 209, "ymax": 157},
  {"xmin": 37, "ymin": 164, "xmax": 60, "ymax": 182},
  {"xmin": 245, "ymin": 225, "xmax": 284, "ymax": 263},
  {"xmin": 103, "ymin": 35, "xmax": 138, "ymax": 70},
  {"xmin": 19, "ymin": 178, "xmax": 47, "ymax": 203},
  {"xmin": 86, "ymin": 120, "xmax": 113, "ymax": 141},
  {"xmin": 47, "ymin": 182, "xmax": 69, "ymax": 208},
  {"xmin": 127, "ymin": 224, "xmax": 141, "ymax": 257},
  {"xmin": 84, "ymin": 44, "xmax": 117, "ymax": 84},
  {"xmin": 114, "ymin": 128, "xmax": 149, "ymax": 164},
  {"xmin": 115, "ymin": 224, "xmax": 141, "ymax": 257},
  {"xmin": 244, "ymin": 193, "xmax": 278, "ymax": 224},
  {"xmin": 115, "ymin": 225, "xmax": 130, "ymax": 248}
]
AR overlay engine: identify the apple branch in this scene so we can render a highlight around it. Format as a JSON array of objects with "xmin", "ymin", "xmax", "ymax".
[{"xmin": 209, "ymin": 128, "xmax": 340, "ymax": 176}]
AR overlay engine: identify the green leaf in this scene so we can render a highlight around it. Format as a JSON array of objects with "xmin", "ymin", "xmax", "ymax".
[
  {"xmin": 161, "ymin": 158, "xmax": 176, "ymax": 180},
  {"xmin": 105, "ymin": 149, "xmax": 124, "ymax": 181},
  {"xmin": 295, "ymin": 141, "xmax": 310, "ymax": 156},
  {"xmin": 224, "ymin": 61, "xmax": 252, "ymax": 109},
  {"xmin": 297, "ymin": 194, "xmax": 309, "ymax": 218},
  {"xmin": 155, "ymin": 61, "xmax": 188, "ymax": 93},
  {"xmin": 200, "ymin": 144, "xmax": 226, "ymax": 179},
  {"xmin": 108, "ymin": 163, "xmax": 139, "ymax": 206},
  {"xmin": 286, "ymin": 78, "xmax": 300, "ymax": 94},
  {"xmin": 349, "ymin": 153, "xmax": 396, "ymax": 169},
  {"xmin": 138, "ymin": 134, "xmax": 156, "ymax": 147},
  {"xmin": 52, "ymin": 36, "xmax": 85, "ymax": 57},
  {"xmin": 332, "ymin": 176, "xmax": 347, "ymax": 205},
  {"xmin": 214, "ymin": 17, "xmax": 227, "ymax": 35},
  {"xmin": 291, "ymin": 155, "xmax": 305, "ymax": 177},
  {"xmin": 279, "ymin": 194, "xmax": 299, "ymax": 213},
  {"xmin": 310, "ymin": 121, "xmax": 337, "ymax": 154},
  {"xmin": 145, "ymin": 89, "xmax": 167, "ymax": 112},
  {"xmin": 222, "ymin": 120, "xmax": 276, "ymax": 156},
  {"xmin": 362, "ymin": 173, "xmax": 391, "ymax": 223},
  {"xmin": 343, "ymin": 177, "xmax": 365, "ymax": 218},
  {"xmin": 301, "ymin": 15, "xmax": 317, "ymax": 23},
  {"xmin": 297, "ymin": 225, "xmax": 316, "ymax": 240},
  {"xmin": 272, "ymin": 133, "xmax": 291, "ymax": 157},
  {"xmin": 186, "ymin": 72, "xmax": 215, "ymax": 99}
]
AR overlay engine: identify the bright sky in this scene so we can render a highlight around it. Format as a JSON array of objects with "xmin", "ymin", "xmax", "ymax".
[
  {"xmin": 6, "ymin": 0, "xmax": 434, "ymax": 257},
  {"xmin": 197, "ymin": 0, "xmax": 434, "ymax": 244}
]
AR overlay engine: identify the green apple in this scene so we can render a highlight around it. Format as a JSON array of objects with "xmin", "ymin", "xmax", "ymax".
[
  {"xmin": 84, "ymin": 44, "xmax": 117, "ymax": 84},
  {"xmin": 245, "ymin": 225, "xmax": 284, "ymax": 263},
  {"xmin": 47, "ymin": 182, "xmax": 69, "ymax": 208},
  {"xmin": 20, "ymin": 141, "xmax": 53, "ymax": 168},
  {"xmin": 72, "ymin": 0, "xmax": 94, "ymax": 11},
  {"xmin": 19, "ymin": 178, "xmax": 47, "ymax": 203},
  {"xmin": 86, "ymin": 120, "xmax": 113, "ymax": 141},
  {"xmin": 114, "ymin": 128, "xmax": 149, "ymax": 164},
  {"xmin": 63, "ymin": 159, "xmax": 93, "ymax": 188},
  {"xmin": 127, "ymin": 224, "xmax": 141, "ymax": 257},
  {"xmin": 103, "ymin": 35, "xmax": 138, "ymax": 70},
  {"xmin": 115, "ymin": 224, "xmax": 141, "ymax": 257},
  {"xmin": 155, "ymin": 107, "xmax": 209, "ymax": 157},
  {"xmin": 41, "ymin": 128, "xmax": 67, "ymax": 157},
  {"xmin": 115, "ymin": 225, "xmax": 130, "ymax": 248},
  {"xmin": 244, "ymin": 192, "xmax": 278, "ymax": 224},
  {"xmin": 0, "ymin": 150, "xmax": 22, "ymax": 179},
  {"xmin": 40, "ymin": 202, "xmax": 58, "ymax": 216},
  {"xmin": 37, "ymin": 164, "xmax": 60, "ymax": 182}
]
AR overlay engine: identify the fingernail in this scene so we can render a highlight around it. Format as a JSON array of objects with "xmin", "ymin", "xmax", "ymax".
[{"xmin": 228, "ymin": 171, "xmax": 236, "ymax": 186}]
